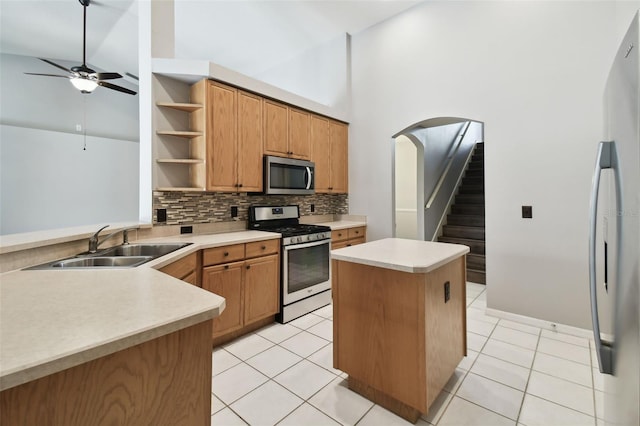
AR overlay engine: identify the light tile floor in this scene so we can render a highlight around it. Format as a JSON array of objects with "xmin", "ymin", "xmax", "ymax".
[{"xmin": 211, "ymin": 283, "xmax": 605, "ymax": 425}]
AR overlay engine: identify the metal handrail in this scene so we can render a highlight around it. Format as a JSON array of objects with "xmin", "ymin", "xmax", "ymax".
[{"xmin": 425, "ymin": 121, "xmax": 471, "ymax": 209}]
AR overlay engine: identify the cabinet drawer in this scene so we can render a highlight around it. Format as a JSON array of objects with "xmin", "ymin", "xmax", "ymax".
[
  {"xmin": 159, "ymin": 252, "xmax": 197, "ymax": 280},
  {"xmin": 348, "ymin": 227, "xmax": 366, "ymax": 240},
  {"xmin": 331, "ymin": 229, "xmax": 349, "ymax": 242},
  {"xmin": 348, "ymin": 237, "xmax": 366, "ymax": 246},
  {"xmin": 245, "ymin": 239, "xmax": 280, "ymax": 258},
  {"xmin": 203, "ymin": 244, "xmax": 245, "ymax": 266}
]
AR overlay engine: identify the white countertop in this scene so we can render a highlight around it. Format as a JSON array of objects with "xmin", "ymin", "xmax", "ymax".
[
  {"xmin": 314, "ymin": 220, "xmax": 367, "ymax": 230},
  {"xmin": 331, "ymin": 238, "xmax": 469, "ymax": 273},
  {"xmin": 0, "ymin": 230, "xmax": 280, "ymax": 391}
]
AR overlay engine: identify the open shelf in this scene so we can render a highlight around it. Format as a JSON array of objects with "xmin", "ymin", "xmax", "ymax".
[
  {"xmin": 156, "ymin": 158, "xmax": 204, "ymax": 164},
  {"xmin": 156, "ymin": 130, "xmax": 203, "ymax": 138},
  {"xmin": 156, "ymin": 102, "xmax": 203, "ymax": 112}
]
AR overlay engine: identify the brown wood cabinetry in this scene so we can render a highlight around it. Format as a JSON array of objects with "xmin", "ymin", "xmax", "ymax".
[
  {"xmin": 311, "ymin": 117, "xmax": 348, "ymax": 193},
  {"xmin": 331, "ymin": 226, "xmax": 366, "ymax": 250},
  {"xmin": 0, "ymin": 321, "xmax": 213, "ymax": 426},
  {"xmin": 201, "ymin": 240, "xmax": 280, "ymax": 342},
  {"xmin": 159, "ymin": 251, "xmax": 200, "ymax": 286},
  {"xmin": 264, "ymin": 100, "xmax": 311, "ymax": 160}
]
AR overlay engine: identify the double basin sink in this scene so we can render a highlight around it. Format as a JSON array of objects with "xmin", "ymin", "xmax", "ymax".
[{"xmin": 27, "ymin": 243, "xmax": 192, "ymax": 270}]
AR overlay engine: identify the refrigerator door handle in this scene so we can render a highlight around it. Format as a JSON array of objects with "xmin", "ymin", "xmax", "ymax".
[{"xmin": 588, "ymin": 141, "xmax": 616, "ymax": 375}]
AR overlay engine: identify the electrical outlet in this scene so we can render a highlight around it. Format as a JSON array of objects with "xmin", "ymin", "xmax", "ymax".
[
  {"xmin": 231, "ymin": 206, "xmax": 238, "ymax": 218},
  {"xmin": 522, "ymin": 205, "xmax": 533, "ymax": 219},
  {"xmin": 75, "ymin": 124, "xmax": 82, "ymax": 132},
  {"xmin": 444, "ymin": 281, "xmax": 450, "ymax": 303},
  {"xmin": 156, "ymin": 208, "xmax": 167, "ymax": 223},
  {"xmin": 310, "ymin": 204, "xmax": 315, "ymax": 213},
  {"xmin": 180, "ymin": 226, "xmax": 193, "ymax": 234}
]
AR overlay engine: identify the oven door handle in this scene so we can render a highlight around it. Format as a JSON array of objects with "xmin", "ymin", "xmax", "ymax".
[{"xmin": 284, "ymin": 238, "xmax": 330, "ymax": 251}]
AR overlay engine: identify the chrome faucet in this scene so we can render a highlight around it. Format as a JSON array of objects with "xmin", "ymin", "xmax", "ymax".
[{"xmin": 88, "ymin": 225, "xmax": 137, "ymax": 253}]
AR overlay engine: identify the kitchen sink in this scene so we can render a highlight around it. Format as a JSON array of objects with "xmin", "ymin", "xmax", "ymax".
[
  {"xmin": 25, "ymin": 242, "xmax": 192, "ymax": 270},
  {"xmin": 99, "ymin": 243, "xmax": 191, "ymax": 258},
  {"xmin": 50, "ymin": 256, "xmax": 153, "ymax": 268}
]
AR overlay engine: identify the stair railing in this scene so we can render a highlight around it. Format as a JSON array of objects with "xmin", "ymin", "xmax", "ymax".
[
  {"xmin": 430, "ymin": 141, "xmax": 480, "ymax": 241},
  {"xmin": 425, "ymin": 121, "xmax": 471, "ymax": 209}
]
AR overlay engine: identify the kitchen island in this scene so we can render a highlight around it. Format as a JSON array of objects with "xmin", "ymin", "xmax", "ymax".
[{"xmin": 331, "ymin": 238, "xmax": 469, "ymax": 423}]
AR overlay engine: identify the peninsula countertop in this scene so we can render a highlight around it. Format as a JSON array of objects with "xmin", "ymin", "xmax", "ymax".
[
  {"xmin": 0, "ymin": 230, "xmax": 280, "ymax": 391},
  {"xmin": 331, "ymin": 238, "xmax": 469, "ymax": 273}
]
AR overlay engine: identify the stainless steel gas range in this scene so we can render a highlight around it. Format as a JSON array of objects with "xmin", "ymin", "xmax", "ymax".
[{"xmin": 248, "ymin": 205, "xmax": 331, "ymax": 323}]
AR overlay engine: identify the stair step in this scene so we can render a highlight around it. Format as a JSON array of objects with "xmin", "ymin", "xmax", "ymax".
[
  {"xmin": 438, "ymin": 236, "xmax": 485, "ymax": 254},
  {"xmin": 468, "ymin": 162, "xmax": 484, "ymax": 170},
  {"xmin": 455, "ymin": 194, "xmax": 485, "ymax": 205},
  {"xmin": 442, "ymin": 225, "xmax": 485, "ymax": 240},
  {"xmin": 458, "ymin": 185, "xmax": 484, "ymax": 194},
  {"xmin": 467, "ymin": 253, "xmax": 486, "ymax": 271},
  {"xmin": 467, "ymin": 268, "xmax": 486, "ymax": 284},
  {"xmin": 452, "ymin": 204, "xmax": 485, "ymax": 215},
  {"xmin": 462, "ymin": 176, "xmax": 484, "ymax": 186},
  {"xmin": 447, "ymin": 214, "xmax": 485, "ymax": 227},
  {"xmin": 472, "ymin": 153, "xmax": 484, "ymax": 161},
  {"xmin": 465, "ymin": 169, "xmax": 484, "ymax": 178}
]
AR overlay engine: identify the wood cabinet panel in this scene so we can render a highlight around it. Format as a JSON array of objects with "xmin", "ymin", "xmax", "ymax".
[
  {"xmin": 331, "ymin": 229, "xmax": 348, "ymax": 242},
  {"xmin": 203, "ymin": 244, "xmax": 245, "ymax": 266},
  {"xmin": 203, "ymin": 261, "xmax": 244, "ymax": 338},
  {"xmin": 329, "ymin": 120, "xmax": 348, "ymax": 193},
  {"xmin": 245, "ymin": 239, "xmax": 279, "ymax": 259},
  {"xmin": 207, "ymin": 82, "xmax": 237, "ymax": 191},
  {"xmin": 243, "ymin": 254, "xmax": 280, "ymax": 325},
  {"xmin": 237, "ymin": 90, "xmax": 263, "ymax": 192},
  {"xmin": 159, "ymin": 252, "xmax": 198, "ymax": 282},
  {"xmin": 263, "ymin": 100, "xmax": 288, "ymax": 156},
  {"xmin": 0, "ymin": 321, "xmax": 212, "ymax": 426},
  {"xmin": 348, "ymin": 227, "xmax": 366, "ymax": 240},
  {"xmin": 311, "ymin": 115, "xmax": 331, "ymax": 192},
  {"xmin": 288, "ymin": 108, "xmax": 311, "ymax": 159}
]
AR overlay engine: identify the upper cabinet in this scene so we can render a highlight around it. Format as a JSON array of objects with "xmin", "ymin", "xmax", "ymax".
[
  {"xmin": 264, "ymin": 101, "xmax": 311, "ymax": 160},
  {"xmin": 311, "ymin": 116, "xmax": 348, "ymax": 194}
]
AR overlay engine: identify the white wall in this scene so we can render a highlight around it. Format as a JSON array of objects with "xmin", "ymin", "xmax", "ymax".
[
  {"xmin": 395, "ymin": 135, "xmax": 418, "ymax": 239},
  {"xmin": 349, "ymin": 1, "xmax": 637, "ymax": 328}
]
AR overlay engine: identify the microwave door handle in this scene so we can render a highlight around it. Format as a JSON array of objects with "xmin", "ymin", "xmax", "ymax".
[
  {"xmin": 305, "ymin": 167, "xmax": 312, "ymax": 190},
  {"xmin": 588, "ymin": 141, "xmax": 615, "ymax": 375}
]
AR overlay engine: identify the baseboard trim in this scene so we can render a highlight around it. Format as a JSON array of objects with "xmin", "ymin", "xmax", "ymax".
[{"xmin": 485, "ymin": 308, "xmax": 594, "ymax": 340}]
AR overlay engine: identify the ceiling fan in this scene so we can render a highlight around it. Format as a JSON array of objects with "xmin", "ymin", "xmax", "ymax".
[{"xmin": 25, "ymin": 0, "xmax": 136, "ymax": 96}]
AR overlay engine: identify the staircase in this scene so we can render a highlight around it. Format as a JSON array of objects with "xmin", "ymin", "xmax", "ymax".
[{"xmin": 438, "ymin": 143, "xmax": 485, "ymax": 284}]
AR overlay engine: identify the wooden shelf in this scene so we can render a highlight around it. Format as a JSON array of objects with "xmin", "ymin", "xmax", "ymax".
[
  {"xmin": 156, "ymin": 187, "xmax": 206, "ymax": 192},
  {"xmin": 156, "ymin": 158, "xmax": 204, "ymax": 164},
  {"xmin": 156, "ymin": 102, "xmax": 203, "ymax": 112},
  {"xmin": 156, "ymin": 130, "xmax": 203, "ymax": 138}
]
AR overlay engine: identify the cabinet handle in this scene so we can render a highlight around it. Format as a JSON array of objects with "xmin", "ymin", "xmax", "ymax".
[
  {"xmin": 338, "ymin": 233, "xmax": 342, "ymax": 237},
  {"xmin": 355, "ymin": 230, "xmax": 359, "ymax": 234},
  {"xmin": 246, "ymin": 265, "xmax": 251, "ymax": 270},
  {"xmin": 224, "ymin": 265, "xmax": 229, "ymax": 269},
  {"xmin": 224, "ymin": 252, "xmax": 229, "ymax": 257},
  {"xmin": 238, "ymin": 183, "xmax": 243, "ymax": 188},
  {"xmin": 261, "ymin": 245, "xmax": 266, "ymax": 250}
]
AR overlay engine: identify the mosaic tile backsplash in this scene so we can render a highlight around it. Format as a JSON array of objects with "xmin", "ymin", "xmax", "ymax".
[{"xmin": 153, "ymin": 191, "xmax": 348, "ymax": 225}]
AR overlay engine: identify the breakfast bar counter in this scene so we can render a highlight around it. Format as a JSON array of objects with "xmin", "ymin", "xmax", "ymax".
[{"xmin": 331, "ymin": 238, "xmax": 469, "ymax": 423}]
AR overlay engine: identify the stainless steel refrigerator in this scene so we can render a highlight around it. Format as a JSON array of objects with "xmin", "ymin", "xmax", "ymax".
[{"xmin": 589, "ymin": 11, "xmax": 640, "ymax": 426}]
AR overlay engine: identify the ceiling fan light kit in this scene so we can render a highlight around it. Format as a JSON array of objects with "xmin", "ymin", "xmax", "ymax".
[{"xmin": 24, "ymin": 0, "xmax": 136, "ymax": 96}]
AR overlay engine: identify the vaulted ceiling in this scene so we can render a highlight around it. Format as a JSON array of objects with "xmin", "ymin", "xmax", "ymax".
[{"xmin": 0, "ymin": 0, "xmax": 421, "ymax": 79}]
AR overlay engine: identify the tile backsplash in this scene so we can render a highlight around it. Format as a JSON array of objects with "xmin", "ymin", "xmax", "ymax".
[{"xmin": 153, "ymin": 191, "xmax": 348, "ymax": 225}]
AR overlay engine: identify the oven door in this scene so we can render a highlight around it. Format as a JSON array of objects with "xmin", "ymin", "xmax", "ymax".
[{"xmin": 282, "ymin": 238, "xmax": 331, "ymax": 305}]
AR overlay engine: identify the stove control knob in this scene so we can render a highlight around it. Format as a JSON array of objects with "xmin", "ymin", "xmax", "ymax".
[
  {"xmin": 296, "ymin": 237, "xmax": 302, "ymax": 243},
  {"xmin": 307, "ymin": 235, "xmax": 313, "ymax": 241}
]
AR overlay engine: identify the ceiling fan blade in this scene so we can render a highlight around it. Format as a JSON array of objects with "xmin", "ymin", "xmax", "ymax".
[
  {"xmin": 24, "ymin": 73, "xmax": 70, "ymax": 78},
  {"xmin": 98, "ymin": 81, "xmax": 137, "ymax": 95},
  {"xmin": 94, "ymin": 72, "xmax": 122, "ymax": 80},
  {"xmin": 39, "ymin": 58, "xmax": 73, "ymax": 74}
]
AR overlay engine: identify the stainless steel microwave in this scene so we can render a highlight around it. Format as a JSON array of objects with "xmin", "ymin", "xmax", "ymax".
[{"xmin": 264, "ymin": 156, "xmax": 315, "ymax": 195}]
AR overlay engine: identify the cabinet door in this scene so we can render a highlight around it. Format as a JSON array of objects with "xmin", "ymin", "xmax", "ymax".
[
  {"xmin": 202, "ymin": 261, "xmax": 244, "ymax": 338},
  {"xmin": 237, "ymin": 91, "xmax": 263, "ymax": 192},
  {"xmin": 263, "ymin": 100, "xmax": 288, "ymax": 157},
  {"xmin": 329, "ymin": 120, "xmax": 348, "ymax": 193},
  {"xmin": 243, "ymin": 254, "xmax": 279, "ymax": 325},
  {"xmin": 207, "ymin": 82, "xmax": 238, "ymax": 192},
  {"xmin": 288, "ymin": 108, "xmax": 311, "ymax": 160},
  {"xmin": 311, "ymin": 115, "xmax": 331, "ymax": 193}
]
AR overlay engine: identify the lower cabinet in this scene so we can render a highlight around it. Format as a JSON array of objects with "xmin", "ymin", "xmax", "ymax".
[
  {"xmin": 201, "ymin": 240, "xmax": 280, "ymax": 342},
  {"xmin": 159, "ymin": 252, "xmax": 200, "ymax": 286},
  {"xmin": 331, "ymin": 226, "xmax": 367, "ymax": 250}
]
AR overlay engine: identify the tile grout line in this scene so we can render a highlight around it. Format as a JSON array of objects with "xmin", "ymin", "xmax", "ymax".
[{"xmin": 514, "ymin": 325, "xmax": 542, "ymax": 424}]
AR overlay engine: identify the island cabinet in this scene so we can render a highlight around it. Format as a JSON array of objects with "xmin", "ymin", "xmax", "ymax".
[
  {"xmin": 191, "ymin": 79, "xmax": 263, "ymax": 192},
  {"xmin": 158, "ymin": 251, "xmax": 200, "ymax": 286},
  {"xmin": 311, "ymin": 116, "xmax": 348, "ymax": 193},
  {"xmin": 264, "ymin": 100, "xmax": 311, "ymax": 160},
  {"xmin": 201, "ymin": 239, "xmax": 280, "ymax": 344},
  {"xmin": 331, "ymin": 226, "xmax": 366, "ymax": 249},
  {"xmin": 332, "ymin": 239, "xmax": 469, "ymax": 423}
]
